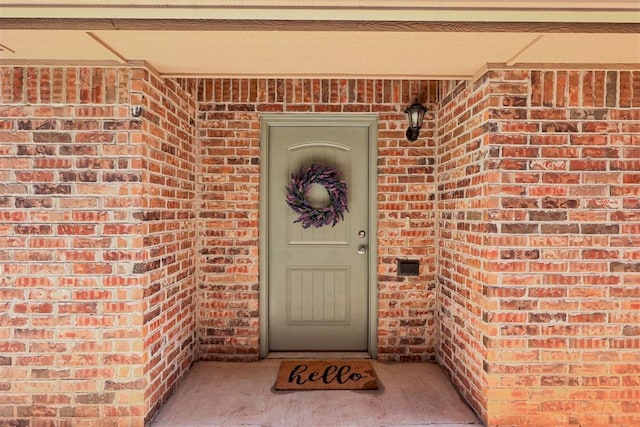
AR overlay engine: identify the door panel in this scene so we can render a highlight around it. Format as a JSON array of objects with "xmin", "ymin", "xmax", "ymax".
[
  {"xmin": 268, "ymin": 125, "xmax": 369, "ymax": 351},
  {"xmin": 286, "ymin": 266, "xmax": 350, "ymax": 325}
]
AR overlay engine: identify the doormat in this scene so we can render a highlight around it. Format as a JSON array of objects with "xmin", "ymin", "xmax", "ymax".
[{"xmin": 274, "ymin": 360, "xmax": 378, "ymax": 391}]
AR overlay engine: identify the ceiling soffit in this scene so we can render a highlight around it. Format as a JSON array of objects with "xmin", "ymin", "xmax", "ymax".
[{"xmin": 0, "ymin": 1, "xmax": 638, "ymax": 79}]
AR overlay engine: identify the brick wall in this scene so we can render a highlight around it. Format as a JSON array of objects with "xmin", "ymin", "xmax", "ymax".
[
  {"xmin": 134, "ymin": 71, "xmax": 198, "ymax": 422},
  {"xmin": 0, "ymin": 66, "xmax": 197, "ymax": 426},
  {"xmin": 196, "ymin": 78, "xmax": 439, "ymax": 362},
  {"xmin": 438, "ymin": 69, "xmax": 640, "ymax": 427},
  {"xmin": 437, "ymin": 76, "xmax": 493, "ymax": 419}
]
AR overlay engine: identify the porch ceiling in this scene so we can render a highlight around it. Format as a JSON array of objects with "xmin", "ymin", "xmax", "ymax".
[{"xmin": 0, "ymin": 1, "xmax": 639, "ymax": 79}]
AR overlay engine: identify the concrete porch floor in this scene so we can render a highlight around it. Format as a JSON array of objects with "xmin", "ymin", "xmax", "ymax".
[{"xmin": 149, "ymin": 359, "xmax": 484, "ymax": 427}]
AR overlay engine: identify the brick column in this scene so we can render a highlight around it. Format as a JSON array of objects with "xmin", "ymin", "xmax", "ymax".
[
  {"xmin": 0, "ymin": 66, "xmax": 148, "ymax": 426},
  {"xmin": 438, "ymin": 68, "xmax": 640, "ymax": 427},
  {"xmin": 0, "ymin": 66, "xmax": 197, "ymax": 426}
]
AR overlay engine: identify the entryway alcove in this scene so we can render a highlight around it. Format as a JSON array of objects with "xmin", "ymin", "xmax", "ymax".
[{"xmin": 1, "ymin": 4, "xmax": 638, "ymax": 425}]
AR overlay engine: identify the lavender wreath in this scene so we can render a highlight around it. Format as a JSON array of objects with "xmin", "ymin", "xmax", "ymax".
[{"xmin": 286, "ymin": 164, "xmax": 349, "ymax": 228}]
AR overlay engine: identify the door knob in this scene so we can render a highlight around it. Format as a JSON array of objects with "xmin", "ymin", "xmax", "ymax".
[{"xmin": 358, "ymin": 246, "xmax": 367, "ymax": 255}]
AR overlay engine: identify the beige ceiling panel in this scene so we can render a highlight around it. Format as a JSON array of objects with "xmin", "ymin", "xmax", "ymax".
[
  {"xmin": 0, "ymin": 30, "xmax": 122, "ymax": 62},
  {"xmin": 511, "ymin": 33, "xmax": 640, "ymax": 65},
  {"xmin": 95, "ymin": 31, "xmax": 539, "ymax": 78}
]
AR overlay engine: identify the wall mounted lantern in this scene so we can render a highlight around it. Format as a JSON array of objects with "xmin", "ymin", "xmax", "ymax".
[{"xmin": 404, "ymin": 99, "xmax": 428, "ymax": 141}]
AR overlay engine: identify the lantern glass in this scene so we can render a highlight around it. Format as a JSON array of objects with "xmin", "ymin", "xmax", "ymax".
[
  {"xmin": 404, "ymin": 100, "xmax": 428, "ymax": 141},
  {"xmin": 410, "ymin": 109, "xmax": 419, "ymax": 127}
]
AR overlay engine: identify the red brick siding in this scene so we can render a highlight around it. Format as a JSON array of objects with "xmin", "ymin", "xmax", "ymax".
[
  {"xmin": 437, "ymin": 76, "xmax": 493, "ymax": 420},
  {"xmin": 486, "ymin": 69, "xmax": 640, "ymax": 427},
  {"xmin": 0, "ymin": 66, "xmax": 147, "ymax": 426},
  {"xmin": 438, "ymin": 69, "xmax": 640, "ymax": 427},
  {"xmin": 0, "ymin": 66, "xmax": 197, "ymax": 426},
  {"xmin": 134, "ymin": 71, "xmax": 198, "ymax": 422},
  {"xmin": 196, "ymin": 79, "xmax": 439, "ymax": 362}
]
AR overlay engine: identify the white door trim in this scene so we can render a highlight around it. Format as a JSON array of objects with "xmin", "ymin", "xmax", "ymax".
[{"xmin": 259, "ymin": 113, "xmax": 378, "ymax": 359}]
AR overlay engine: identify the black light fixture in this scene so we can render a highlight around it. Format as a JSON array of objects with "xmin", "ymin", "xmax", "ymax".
[{"xmin": 404, "ymin": 99, "xmax": 428, "ymax": 141}]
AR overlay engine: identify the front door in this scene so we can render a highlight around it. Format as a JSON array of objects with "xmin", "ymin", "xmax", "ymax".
[{"xmin": 262, "ymin": 115, "xmax": 375, "ymax": 353}]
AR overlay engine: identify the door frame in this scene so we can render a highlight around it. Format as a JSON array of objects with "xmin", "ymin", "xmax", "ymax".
[{"xmin": 259, "ymin": 113, "xmax": 378, "ymax": 358}]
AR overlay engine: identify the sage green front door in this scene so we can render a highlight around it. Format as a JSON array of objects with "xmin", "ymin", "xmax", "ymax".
[{"xmin": 266, "ymin": 118, "xmax": 371, "ymax": 352}]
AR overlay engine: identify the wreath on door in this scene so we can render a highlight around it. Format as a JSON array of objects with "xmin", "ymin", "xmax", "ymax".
[{"xmin": 286, "ymin": 164, "xmax": 349, "ymax": 228}]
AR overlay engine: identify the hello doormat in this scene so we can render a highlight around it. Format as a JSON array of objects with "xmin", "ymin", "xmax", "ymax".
[{"xmin": 274, "ymin": 360, "xmax": 379, "ymax": 390}]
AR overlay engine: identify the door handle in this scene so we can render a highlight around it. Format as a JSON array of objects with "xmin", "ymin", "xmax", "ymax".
[{"xmin": 358, "ymin": 245, "xmax": 367, "ymax": 255}]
